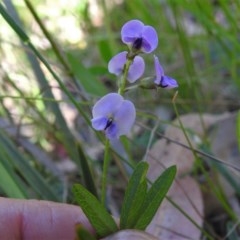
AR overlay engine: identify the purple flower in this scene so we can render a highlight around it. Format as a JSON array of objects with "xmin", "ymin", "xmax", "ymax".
[
  {"xmin": 154, "ymin": 55, "xmax": 178, "ymax": 89},
  {"xmin": 91, "ymin": 93, "xmax": 136, "ymax": 139},
  {"xmin": 121, "ymin": 19, "xmax": 158, "ymax": 53},
  {"xmin": 108, "ymin": 51, "xmax": 145, "ymax": 83}
]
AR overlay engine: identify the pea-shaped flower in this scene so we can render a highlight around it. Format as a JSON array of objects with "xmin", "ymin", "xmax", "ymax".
[
  {"xmin": 154, "ymin": 55, "xmax": 178, "ymax": 89},
  {"xmin": 91, "ymin": 93, "xmax": 136, "ymax": 139},
  {"xmin": 121, "ymin": 19, "xmax": 158, "ymax": 53},
  {"xmin": 108, "ymin": 51, "xmax": 145, "ymax": 83}
]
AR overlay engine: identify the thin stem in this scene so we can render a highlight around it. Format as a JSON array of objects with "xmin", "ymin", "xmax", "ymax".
[
  {"xmin": 101, "ymin": 139, "xmax": 111, "ymax": 205},
  {"xmin": 143, "ymin": 119, "xmax": 160, "ymax": 161},
  {"xmin": 118, "ymin": 58, "xmax": 133, "ymax": 95},
  {"xmin": 172, "ymin": 94, "xmax": 198, "ymax": 159},
  {"xmin": 99, "ymin": 0, "xmax": 117, "ymax": 54}
]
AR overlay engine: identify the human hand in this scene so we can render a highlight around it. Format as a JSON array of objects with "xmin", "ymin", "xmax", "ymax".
[{"xmin": 0, "ymin": 197, "xmax": 94, "ymax": 240}]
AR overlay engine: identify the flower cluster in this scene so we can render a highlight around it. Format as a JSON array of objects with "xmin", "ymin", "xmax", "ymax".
[{"xmin": 91, "ymin": 19, "xmax": 178, "ymax": 139}]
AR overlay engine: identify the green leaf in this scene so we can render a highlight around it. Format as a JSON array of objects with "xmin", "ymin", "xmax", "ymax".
[
  {"xmin": 0, "ymin": 160, "xmax": 26, "ymax": 198},
  {"xmin": 75, "ymin": 224, "xmax": 97, "ymax": 240},
  {"xmin": 120, "ymin": 162, "xmax": 148, "ymax": 229},
  {"xmin": 0, "ymin": 130, "xmax": 59, "ymax": 201},
  {"xmin": 66, "ymin": 52, "xmax": 107, "ymax": 96},
  {"xmin": 0, "ymin": 3, "xmax": 29, "ymax": 43},
  {"xmin": 134, "ymin": 165, "xmax": 177, "ymax": 230},
  {"xmin": 97, "ymin": 39, "xmax": 113, "ymax": 63},
  {"xmin": 73, "ymin": 184, "xmax": 118, "ymax": 238},
  {"xmin": 76, "ymin": 144, "xmax": 98, "ymax": 197},
  {"xmin": 0, "ymin": 3, "xmax": 94, "ymax": 190}
]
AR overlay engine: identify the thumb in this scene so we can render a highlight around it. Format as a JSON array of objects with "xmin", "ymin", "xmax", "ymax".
[{"xmin": 0, "ymin": 197, "xmax": 94, "ymax": 240}]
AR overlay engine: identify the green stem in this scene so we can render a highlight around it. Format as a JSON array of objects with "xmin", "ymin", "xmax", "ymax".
[
  {"xmin": 101, "ymin": 139, "xmax": 111, "ymax": 205},
  {"xmin": 118, "ymin": 58, "xmax": 133, "ymax": 95},
  {"xmin": 100, "ymin": 0, "xmax": 117, "ymax": 54}
]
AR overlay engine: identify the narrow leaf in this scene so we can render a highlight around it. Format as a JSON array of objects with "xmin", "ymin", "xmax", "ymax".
[
  {"xmin": 77, "ymin": 144, "xmax": 98, "ymax": 197},
  {"xmin": 120, "ymin": 162, "xmax": 148, "ymax": 229},
  {"xmin": 0, "ymin": 130, "xmax": 59, "ymax": 201},
  {"xmin": 0, "ymin": 160, "xmax": 26, "ymax": 198},
  {"xmin": 75, "ymin": 224, "xmax": 97, "ymax": 240},
  {"xmin": 0, "ymin": 4, "xmax": 92, "ymax": 182},
  {"xmin": 0, "ymin": 3, "xmax": 29, "ymax": 42},
  {"xmin": 73, "ymin": 184, "xmax": 118, "ymax": 238},
  {"xmin": 134, "ymin": 165, "xmax": 177, "ymax": 230}
]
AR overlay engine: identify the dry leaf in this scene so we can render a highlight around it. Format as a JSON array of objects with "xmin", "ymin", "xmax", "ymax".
[
  {"xmin": 145, "ymin": 113, "xmax": 230, "ymax": 239},
  {"xmin": 146, "ymin": 176, "xmax": 203, "ymax": 240},
  {"xmin": 147, "ymin": 113, "xmax": 230, "ymax": 179}
]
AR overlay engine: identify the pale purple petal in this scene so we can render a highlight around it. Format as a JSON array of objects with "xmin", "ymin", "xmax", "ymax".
[
  {"xmin": 153, "ymin": 55, "xmax": 164, "ymax": 85},
  {"xmin": 114, "ymin": 100, "xmax": 136, "ymax": 137},
  {"xmin": 141, "ymin": 26, "xmax": 158, "ymax": 53},
  {"xmin": 153, "ymin": 55, "xmax": 178, "ymax": 89},
  {"xmin": 121, "ymin": 19, "xmax": 158, "ymax": 53},
  {"xmin": 127, "ymin": 56, "xmax": 145, "ymax": 83},
  {"xmin": 91, "ymin": 93, "xmax": 136, "ymax": 139},
  {"xmin": 91, "ymin": 116, "xmax": 108, "ymax": 130},
  {"xmin": 105, "ymin": 123, "xmax": 118, "ymax": 139},
  {"xmin": 108, "ymin": 51, "xmax": 127, "ymax": 76},
  {"xmin": 121, "ymin": 20, "xmax": 144, "ymax": 44},
  {"xmin": 92, "ymin": 93, "xmax": 123, "ymax": 118},
  {"xmin": 160, "ymin": 76, "xmax": 178, "ymax": 89},
  {"xmin": 108, "ymin": 52, "xmax": 145, "ymax": 83}
]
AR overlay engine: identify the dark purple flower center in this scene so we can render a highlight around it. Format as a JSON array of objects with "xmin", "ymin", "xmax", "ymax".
[
  {"xmin": 133, "ymin": 38, "xmax": 143, "ymax": 50},
  {"xmin": 104, "ymin": 118, "xmax": 113, "ymax": 130}
]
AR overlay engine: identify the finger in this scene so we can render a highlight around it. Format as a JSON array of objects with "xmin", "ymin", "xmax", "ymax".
[{"xmin": 0, "ymin": 197, "xmax": 94, "ymax": 240}]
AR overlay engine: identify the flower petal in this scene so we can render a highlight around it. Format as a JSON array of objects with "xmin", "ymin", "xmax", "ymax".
[
  {"xmin": 91, "ymin": 93, "xmax": 136, "ymax": 139},
  {"xmin": 121, "ymin": 20, "xmax": 144, "ymax": 44},
  {"xmin": 153, "ymin": 55, "xmax": 164, "ymax": 85},
  {"xmin": 141, "ymin": 26, "xmax": 158, "ymax": 53},
  {"xmin": 160, "ymin": 76, "xmax": 178, "ymax": 89},
  {"xmin": 108, "ymin": 51, "xmax": 127, "ymax": 76},
  {"xmin": 153, "ymin": 55, "xmax": 178, "ymax": 88},
  {"xmin": 91, "ymin": 116, "xmax": 108, "ymax": 130},
  {"xmin": 127, "ymin": 56, "xmax": 145, "ymax": 83},
  {"xmin": 105, "ymin": 123, "xmax": 118, "ymax": 139},
  {"xmin": 114, "ymin": 100, "xmax": 136, "ymax": 137},
  {"xmin": 92, "ymin": 93, "xmax": 123, "ymax": 118}
]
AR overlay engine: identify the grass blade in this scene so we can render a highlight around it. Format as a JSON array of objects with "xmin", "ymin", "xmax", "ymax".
[
  {"xmin": 0, "ymin": 129, "xmax": 60, "ymax": 201},
  {"xmin": 0, "ymin": 3, "xmax": 98, "ymax": 195},
  {"xmin": 0, "ymin": 157, "xmax": 26, "ymax": 198}
]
